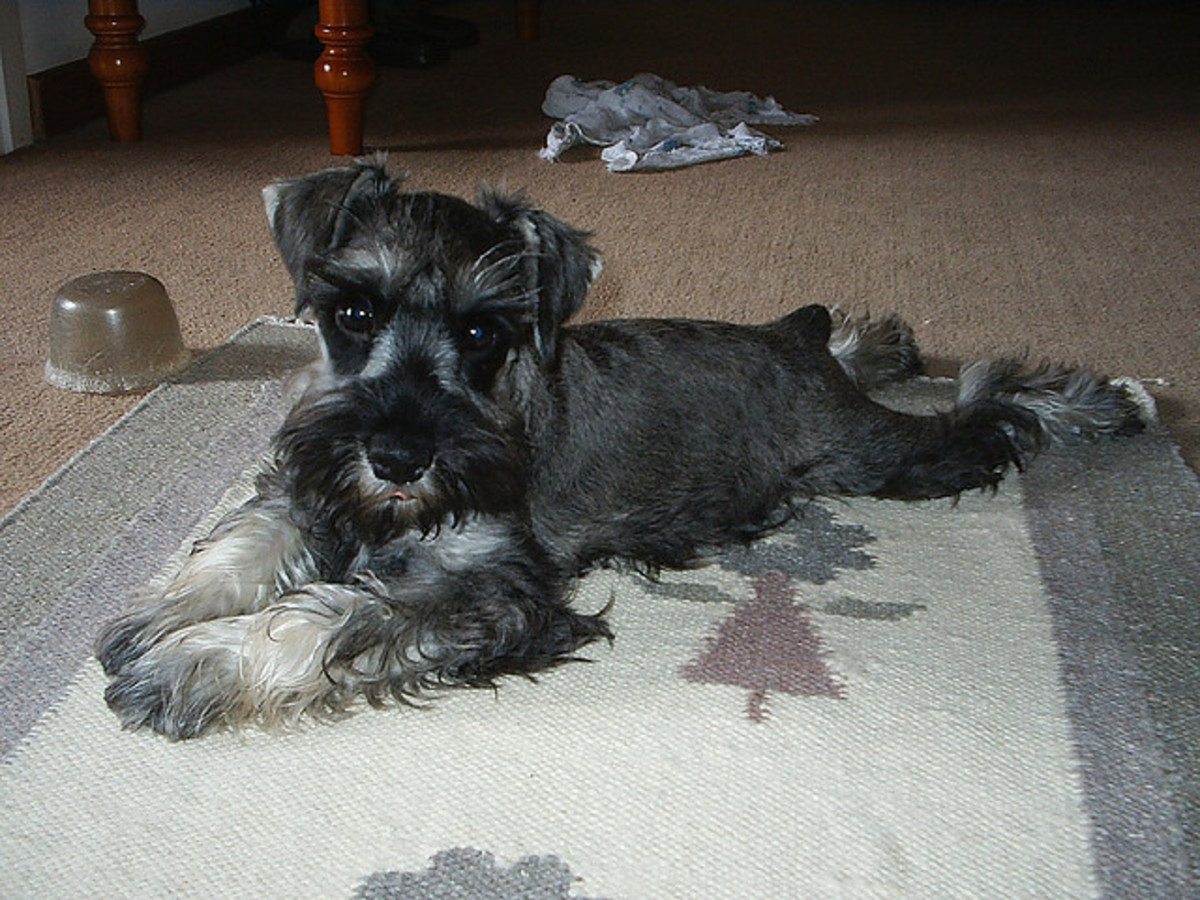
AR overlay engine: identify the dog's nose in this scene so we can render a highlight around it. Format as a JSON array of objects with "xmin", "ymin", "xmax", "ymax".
[{"xmin": 367, "ymin": 442, "xmax": 433, "ymax": 486}]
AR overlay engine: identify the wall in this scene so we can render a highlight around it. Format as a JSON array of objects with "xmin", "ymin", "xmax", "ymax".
[
  {"xmin": 19, "ymin": 0, "xmax": 248, "ymax": 74},
  {"xmin": 0, "ymin": 0, "xmax": 32, "ymax": 151},
  {"xmin": 1, "ymin": 0, "xmax": 249, "ymax": 153}
]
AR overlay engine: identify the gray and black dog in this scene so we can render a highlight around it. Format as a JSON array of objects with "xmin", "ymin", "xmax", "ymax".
[{"xmin": 96, "ymin": 157, "xmax": 1145, "ymax": 739}]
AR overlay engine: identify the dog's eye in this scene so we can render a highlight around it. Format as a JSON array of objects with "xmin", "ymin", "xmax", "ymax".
[
  {"xmin": 336, "ymin": 301, "xmax": 375, "ymax": 336},
  {"xmin": 462, "ymin": 321, "xmax": 496, "ymax": 350}
]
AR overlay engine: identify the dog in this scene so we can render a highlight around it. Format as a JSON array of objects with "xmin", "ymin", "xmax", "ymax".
[{"xmin": 95, "ymin": 157, "xmax": 1145, "ymax": 739}]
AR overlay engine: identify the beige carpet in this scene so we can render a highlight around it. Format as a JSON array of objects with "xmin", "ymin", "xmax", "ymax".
[{"xmin": 1, "ymin": 0, "xmax": 1197, "ymax": 517}]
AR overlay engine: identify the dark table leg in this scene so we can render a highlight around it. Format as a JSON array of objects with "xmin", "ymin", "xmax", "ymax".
[
  {"xmin": 85, "ymin": 0, "xmax": 147, "ymax": 142},
  {"xmin": 315, "ymin": 0, "xmax": 375, "ymax": 156}
]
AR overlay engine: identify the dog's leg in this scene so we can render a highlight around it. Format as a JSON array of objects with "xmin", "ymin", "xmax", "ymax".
[
  {"xmin": 95, "ymin": 470, "xmax": 319, "ymax": 676},
  {"xmin": 958, "ymin": 358, "xmax": 1151, "ymax": 443},
  {"xmin": 837, "ymin": 356, "xmax": 1147, "ymax": 501},
  {"xmin": 102, "ymin": 583, "xmax": 380, "ymax": 739},
  {"xmin": 828, "ymin": 309, "xmax": 924, "ymax": 392},
  {"xmin": 102, "ymin": 570, "xmax": 610, "ymax": 739}
]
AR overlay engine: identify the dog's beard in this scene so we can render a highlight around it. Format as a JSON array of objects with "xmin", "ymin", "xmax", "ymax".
[{"xmin": 274, "ymin": 384, "xmax": 527, "ymax": 550}]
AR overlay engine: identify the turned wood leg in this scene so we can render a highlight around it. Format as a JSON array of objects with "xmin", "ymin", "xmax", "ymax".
[
  {"xmin": 515, "ymin": 0, "xmax": 541, "ymax": 41},
  {"xmin": 314, "ymin": 0, "xmax": 375, "ymax": 156},
  {"xmin": 85, "ymin": 0, "xmax": 147, "ymax": 142}
]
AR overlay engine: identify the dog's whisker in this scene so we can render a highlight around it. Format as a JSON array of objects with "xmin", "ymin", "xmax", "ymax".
[{"xmin": 470, "ymin": 243, "xmax": 526, "ymax": 279}]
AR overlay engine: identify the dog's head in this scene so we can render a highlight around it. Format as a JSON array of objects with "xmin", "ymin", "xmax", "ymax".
[
  {"xmin": 264, "ymin": 155, "xmax": 600, "ymax": 370},
  {"xmin": 261, "ymin": 157, "xmax": 600, "ymax": 545}
]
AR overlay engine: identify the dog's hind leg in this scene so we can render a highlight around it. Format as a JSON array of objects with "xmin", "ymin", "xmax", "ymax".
[
  {"xmin": 95, "ymin": 468, "xmax": 318, "ymax": 677},
  {"xmin": 826, "ymin": 356, "xmax": 1147, "ymax": 501},
  {"xmin": 101, "ymin": 568, "xmax": 611, "ymax": 739},
  {"xmin": 957, "ymin": 358, "xmax": 1151, "ymax": 444}
]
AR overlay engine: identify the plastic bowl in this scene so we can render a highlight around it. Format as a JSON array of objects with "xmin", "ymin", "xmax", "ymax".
[{"xmin": 46, "ymin": 271, "xmax": 191, "ymax": 393}]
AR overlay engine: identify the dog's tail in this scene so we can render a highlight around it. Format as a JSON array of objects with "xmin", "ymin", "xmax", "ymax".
[
  {"xmin": 828, "ymin": 308, "xmax": 925, "ymax": 392},
  {"xmin": 776, "ymin": 305, "xmax": 925, "ymax": 392},
  {"xmin": 865, "ymin": 357, "xmax": 1149, "ymax": 500}
]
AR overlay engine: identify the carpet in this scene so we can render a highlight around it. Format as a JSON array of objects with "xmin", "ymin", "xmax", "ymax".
[{"xmin": 2, "ymin": 320, "xmax": 1197, "ymax": 899}]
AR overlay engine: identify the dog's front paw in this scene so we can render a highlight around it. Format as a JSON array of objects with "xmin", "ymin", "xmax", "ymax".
[
  {"xmin": 95, "ymin": 610, "xmax": 161, "ymax": 676},
  {"xmin": 101, "ymin": 595, "xmax": 367, "ymax": 738},
  {"xmin": 102, "ymin": 629, "xmax": 243, "ymax": 740},
  {"xmin": 104, "ymin": 669, "xmax": 225, "ymax": 741}
]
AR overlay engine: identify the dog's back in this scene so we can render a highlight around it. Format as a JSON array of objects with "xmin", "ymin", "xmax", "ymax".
[
  {"xmin": 523, "ymin": 302, "xmax": 1142, "ymax": 571},
  {"xmin": 521, "ymin": 305, "xmax": 900, "ymax": 569}
]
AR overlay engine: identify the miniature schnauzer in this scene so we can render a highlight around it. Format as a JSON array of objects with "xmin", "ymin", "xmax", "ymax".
[{"xmin": 96, "ymin": 157, "xmax": 1145, "ymax": 739}]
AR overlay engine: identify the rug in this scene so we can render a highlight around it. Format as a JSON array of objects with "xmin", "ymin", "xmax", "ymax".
[{"xmin": 2, "ymin": 319, "xmax": 1196, "ymax": 899}]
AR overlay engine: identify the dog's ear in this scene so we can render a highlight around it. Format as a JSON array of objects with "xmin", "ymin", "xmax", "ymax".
[
  {"xmin": 481, "ymin": 190, "xmax": 601, "ymax": 365},
  {"xmin": 262, "ymin": 155, "xmax": 393, "ymax": 313}
]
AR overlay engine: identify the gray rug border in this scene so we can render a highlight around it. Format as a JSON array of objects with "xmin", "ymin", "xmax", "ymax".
[
  {"xmin": 0, "ymin": 318, "xmax": 318, "ymax": 760},
  {"xmin": 1, "ymin": 320, "xmax": 1196, "ymax": 896},
  {"xmin": 1024, "ymin": 428, "xmax": 1200, "ymax": 897}
]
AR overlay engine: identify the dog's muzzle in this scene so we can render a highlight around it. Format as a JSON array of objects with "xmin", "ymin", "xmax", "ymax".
[{"xmin": 366, "ymin": 432, "xmax": 434, "ymax": 490}]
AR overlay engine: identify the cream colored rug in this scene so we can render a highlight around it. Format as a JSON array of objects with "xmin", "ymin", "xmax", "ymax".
[{"xmin": 2, "ymin": 320, "xmax": 1196, "ymax": 898}]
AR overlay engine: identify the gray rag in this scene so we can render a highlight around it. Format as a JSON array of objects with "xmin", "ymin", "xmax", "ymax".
[{"xmin": 539, "ymin": 73, "xmax": 817, "ymax": 172}]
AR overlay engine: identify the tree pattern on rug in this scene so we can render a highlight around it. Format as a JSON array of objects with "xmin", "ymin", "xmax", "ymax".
[
  {"xmin": 671, "ymin": 503, "xmax": 921, "ymax": 721},
  {"xmin": 717, "ymin": 502, "xmax": 875, "ymax": 585},
  {"xmin": 682, "ymin": 570, "xmax": 845, "ymax": 721},
  {"xmin": 352, "ymin": 847, "xmax": 600, "ymax": 900}
]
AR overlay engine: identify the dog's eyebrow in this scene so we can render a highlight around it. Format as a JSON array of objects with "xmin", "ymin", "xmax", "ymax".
[
  {"xmin": 303, "ymin": 260, "xmax": 394, "ymax": 319},
  {"xmin": 471, "ymin": 241, "xmax": 527, "ymax": 279},
  {"xmin": 306, "ymin": 258, "xmax": 378, "ymax": 295},
  {"xmin": 303, "ymin": 244, "xmax": 534, "ymax": 325}
]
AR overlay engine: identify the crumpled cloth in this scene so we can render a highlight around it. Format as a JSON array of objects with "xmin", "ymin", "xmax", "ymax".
[{"xmin": 539, "ymin": 73, "xmax": 817, "ymax": 172}]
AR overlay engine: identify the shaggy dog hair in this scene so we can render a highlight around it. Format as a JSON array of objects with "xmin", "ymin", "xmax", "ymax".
[{"xmin": 96, "ymin": 158, "xmax": 1145, "ymax": 739}]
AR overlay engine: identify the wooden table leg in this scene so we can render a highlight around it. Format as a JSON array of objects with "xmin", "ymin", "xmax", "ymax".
[
  {"xmin": 515, "ymin": 0, "xmax": 541, "ymax": 41},
  {"xmin": 85, "ymin": 0, "xmax": 147, "ymax": 142},
  {"xmin": 315, "ymin": 0, "xmax": 375, "ymax": 156}
]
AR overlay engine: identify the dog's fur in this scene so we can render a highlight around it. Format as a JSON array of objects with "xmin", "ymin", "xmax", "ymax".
[{"xmin": 96, "ymin": 158, "xmax": 1145, "ymax": 739}]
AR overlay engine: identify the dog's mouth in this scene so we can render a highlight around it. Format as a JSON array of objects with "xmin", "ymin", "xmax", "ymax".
[
  {"xmin": 381, "ymin": 469, "xmax": 440, "ymax": 509},
  {"xmin": 354, "ymin": 449, "xmax": 436, "ymax": 506}
]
